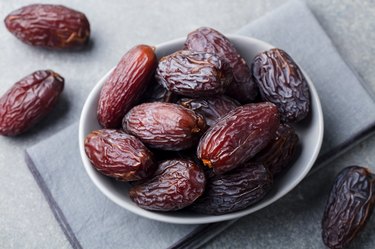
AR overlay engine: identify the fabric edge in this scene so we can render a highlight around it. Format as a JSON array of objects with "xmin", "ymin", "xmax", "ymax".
[{"xmin": 24, "ymin": 150, "xmax": 83, "ymax": 249}]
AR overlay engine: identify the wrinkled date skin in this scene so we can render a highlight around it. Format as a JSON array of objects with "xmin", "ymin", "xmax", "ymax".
[
  {"xmin": 251, "ymin": 124, "xmax": 299, "ymax": 176},
  {"xmin": 97, "ymin": 45, "xmax": 157, "ymax": 128},
  {"xmin": 184, "ymin": 27, "xmax": 258, "ymax": 103},
  {"xmin": 84, "ymin": 129, "xmax": 155, "ymax": 181},
  {"xmin": 197, "ymin": 102, "xmax": 279, "ymax": 175},
  {"xmin": 252, "ymin": 48, "xmax": 310, "ymax": 123},
  {"xmin": 322, "ymin": 166, "xmax": 375, "ymax": 249},
  {"xmin": 123, "ymin": 102, "xmax": 206, "ymax": 151},
  {"xmin": 191, "ymin": 163, "xmax": 272, "ymax": 214},
  {"xmin": 178, "ymin": 95, "xmax": 239, "ymax": 127},
  {"xmin": 4, "ymin": 4, "xmax": 90, "ymax": 49},
  {"xmin": 0, "ymin": 70, "xmax": 64, "ymax": 136},
  {"xmin": 156, "ymin": 50, "xmax": 232, "ymax": 97},
  {"xmin": 129, "ymin": 159, "xmax": 206, "ymax": 211}
]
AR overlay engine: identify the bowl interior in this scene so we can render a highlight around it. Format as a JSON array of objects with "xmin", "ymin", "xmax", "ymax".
[{"xmin": 79, "ymin": 35, "xmax": 324, "ymax": 224}]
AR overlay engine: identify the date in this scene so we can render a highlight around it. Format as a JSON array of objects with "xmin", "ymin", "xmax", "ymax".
[
  {"xmin": 142, "ymin": 77, "xmax": 176, "ymax": 103},
  {"xmin": 252, "ymin": 48, "xmax": 310, "ymax": 123},
  {"xmin": 251, "ymin": 124, "xmax": 299, "ymax": 176},
  {"xmin": 191, "ymin": 163, "xmax": 272, "ymax": 214},
  {"xmin": 184, "ymin": 27, "xmax": 258, "ymax": 102},
  {"xmin": 322, "ymin": 166, "xmax": 375, "ymax": 249},
  {"xmin": 0, "ymin": 70, "xmax": 64, "ymax": 136},
  {"xmin": 97, "ymin": 45, "xmax": 157, "ymax": 128},
  {"xmin": 156, "ymin": 50, "xmax": 232, "ymax": 97},
  {"xmin": 84, "ymin": 129, "xmax": 156, "ymax": 181},
  {"xmin": 197, "ymin": 102, "xmax": 279, "ymax": 174},
  {"xmin": 129, "ymin": 159, "xmax": 206, "ymax": 211},
  {"xmin": 123, "ymin": 102, "xmax": 206, "ymax": 151},
  {"xmin": 4, "ymin": 4, "xmax": 90, "ymax": 49},
  {"xmin": 178, "ymin": 95, "xmax": 239, "ymax": 127}
]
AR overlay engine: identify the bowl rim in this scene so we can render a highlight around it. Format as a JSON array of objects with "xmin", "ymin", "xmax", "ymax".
[{"xmin": 79, "ymin": 35, "xmax": 324, "ymax": 224}]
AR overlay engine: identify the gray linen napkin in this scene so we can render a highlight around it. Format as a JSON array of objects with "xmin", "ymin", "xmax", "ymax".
[{"xmin": 25, "ymin": 1, "xmax": 375, "ymax": 249}]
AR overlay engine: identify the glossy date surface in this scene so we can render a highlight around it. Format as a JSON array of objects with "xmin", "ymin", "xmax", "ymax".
[
  {"xmin": 4, "ymin": 4, "xmax": 90, "ymax": 49},
  {"xmin": 252, "ymin": 48, "xmax": 310, "ymax": 123},
  {"xmin": 97, "ymin": 45, "xmax": 157, "ymax": 128},
  {"xmin": 322, "ymin": 166, "xmax": 375, "ymax": 249},
  {"xmin": 184, "ymin": 27, "xmax": 258, "ymax": 102},
  {"xmin": 129, "ymin": 159, "xmax": 206, "ymax": 211},
  {"xmin": 197, "ymin": 102, "xmax": 279, "ymax": 175},
  {"xmin": 123, "ymin": 102, "xmax": 206, "ymax": 151},
  {"xmin": 0, "ymin": 70, "xmax": 64, "ymax": 136},
  {"xmin": 156, "ymin": 50, "xmax": 232, "ymax": 97},
  {"xmin": 191, "ymin": 163, "xmax": 272, "ymax": 214},
  {"xmin": 84, "ymin": 129, "xmax": 156, "ymax": 181}
]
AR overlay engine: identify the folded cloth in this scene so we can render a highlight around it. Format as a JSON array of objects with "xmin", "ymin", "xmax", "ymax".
[{"xmin": 25, "ymin": 1, "xmax": 375, "ymax": 249}]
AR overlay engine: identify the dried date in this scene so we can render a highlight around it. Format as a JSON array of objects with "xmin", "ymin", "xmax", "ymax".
[
  {"xmin": 142, "ymin": 78, "xmax": 176, "ymax": 103},
  {"xmin": 184, "ymin": 27, "xmax": 258, "ymax": 102},
  {"xmin": 178, "ymin": 95, "xmax": 239, "ymax": 127},
  {"xmin": 84, "ymin": 129, "xmax": 156, "ymax": 181},
  {"xmin": 123, "ymin": 102, "xmax": 206, "ymax": 151},
  {"xmin": 4, "ymin": 4, "xmax": 90, "ymax": 49},
  {"xmin": 197, "ymin": 102, "xmax": 280, "ymax": 175},
  {"xmin": 251, "ymin": 124, "xmax": 299, "ymax": 176},
  {"xmin": 156, "ymin": 50, "xmax": 232, "ymax": 97},
  {"xmin": 97, "ymin": 45, "xmax": 157, "ymax": 128},
  {"xmin": 129, "ymin": 159, "xmax": 206, "ymax": 211},
  {"xmin": 0, "ymin": 70, "xmax": 64, "ymax": 136},
  {"xmin": 191, "ymin": 163, "xmax": 272, "ymax": 214},
  {"xmin": 322, "ymin": 166, "xmax": 375, "ymax": 249},
  {"xmin": 252, "ymin": 48, "xmax": 310, "ymax": 123}
]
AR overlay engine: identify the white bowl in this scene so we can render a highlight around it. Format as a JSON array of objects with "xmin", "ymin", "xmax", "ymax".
[{"xmin": 79, "ymin": 35, "xmax": 324, "ymax": 224}]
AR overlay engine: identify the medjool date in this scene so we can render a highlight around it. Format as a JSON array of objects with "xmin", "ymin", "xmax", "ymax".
[
  {"xmin": 84, "ymin": 129, "xmax": 155, "ymax": 181},
  {"xmin": 129, "ymin": 159, "xmax": 206, "ymax": 211},
  {"xmin": 322, "ymin": 166, "xmax": 375, "ymax": 249},
  {"xmin": 191, "ymin": 163, "xmax": 272, "ymax": 214},
  {"xmin": 123, "ymin": 102, "xmax": 206, "ymax": 151},
  {"xmin": 185, "ymin": 27, "xmax": 258, "ymax": 102},
  {"xmin": 0, "ymin": 70, "xmax": 64, "ymax": 136},
  {"xmin": 252, "ymin": 48, "xmax": 310, "ymax": 123},
  {"xmin": 197, "ymin": 102, "xmax": 279, "ymax": 175},
  {"xmin": 97, "ymin": 45, "xmax": 157, "ymax": 128},
  {"xmin": 4, "ymin": 4, "xmax": 90, "ymax": 49},
  {"xmin": 156, "ymin": 50, "xmax": 232, "ymax": 97}
]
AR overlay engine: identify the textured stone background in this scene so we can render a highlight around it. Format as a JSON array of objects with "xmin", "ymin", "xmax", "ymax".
[{"xmin": 0, "ymin": 0, "xmax": 374, "ymax": 248}]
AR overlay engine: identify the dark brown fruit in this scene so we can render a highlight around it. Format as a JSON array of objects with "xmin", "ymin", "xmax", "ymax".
[
  {"xmin": 156, "ymin": 50, "xmax": 232, "ymax": 97},
  {"xmin": 178, "ymin": 95, "xmax": 239, "ymax": 127},
  {"xmin": 0, "ymin": 70, "xmax": 64, "ymax": 136},
  {"xmin": 123, "ymin": 102, "xmax": 206, "ymax": 151},
  {"xmin": 129, "ymin": 159, "xmax": 206, "ymax": 211},
  {"xmin": 4, "ymin": 4, "xmax": 90, "ymax": 49},
  {"xmin": 252, "ymin": 48, "xmax": 310, "ymax": 123},
  {"xmin": 184, "ymin": 27, "xmax": 258, "ymax": 102},
  {"xmin": 142, "ymin": 78, "xmax": 176, "ymax": 103},
  {"xmin": 97, "ymin": 45, "xmax": 157, "ymax": 128},
  {"xmin": 197, "ymin": 102, "xmax": 279, "ymax": 175},
  {"xmin": 84, "ymin": 129, "xmax": 155, "ymax": 181},
  {"xmin": 251, "ymin": 124, "xmax": 299, "ymax": 176},
  {"xmin": 322, "ymin": 166, "xmax": 375, "ymax": 249},
  {"xmin": 191, "ymin": 163, "xmax": 272, "ymax": 214}
]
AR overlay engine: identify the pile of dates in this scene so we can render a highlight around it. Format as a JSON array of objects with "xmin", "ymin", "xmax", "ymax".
[{"xmin": 84, "ymin": 27, "xmax": 311, "ymax": 214}]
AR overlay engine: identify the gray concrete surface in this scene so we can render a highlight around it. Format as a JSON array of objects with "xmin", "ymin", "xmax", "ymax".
[{"xmin": 0, "ymin": 0, "xmax": 374, "ymax": 248}]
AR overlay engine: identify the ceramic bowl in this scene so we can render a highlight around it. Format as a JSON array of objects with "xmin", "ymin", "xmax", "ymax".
[{"xmin": 79, "ymin": 35, "xmax": 324, "ymax": 224}]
